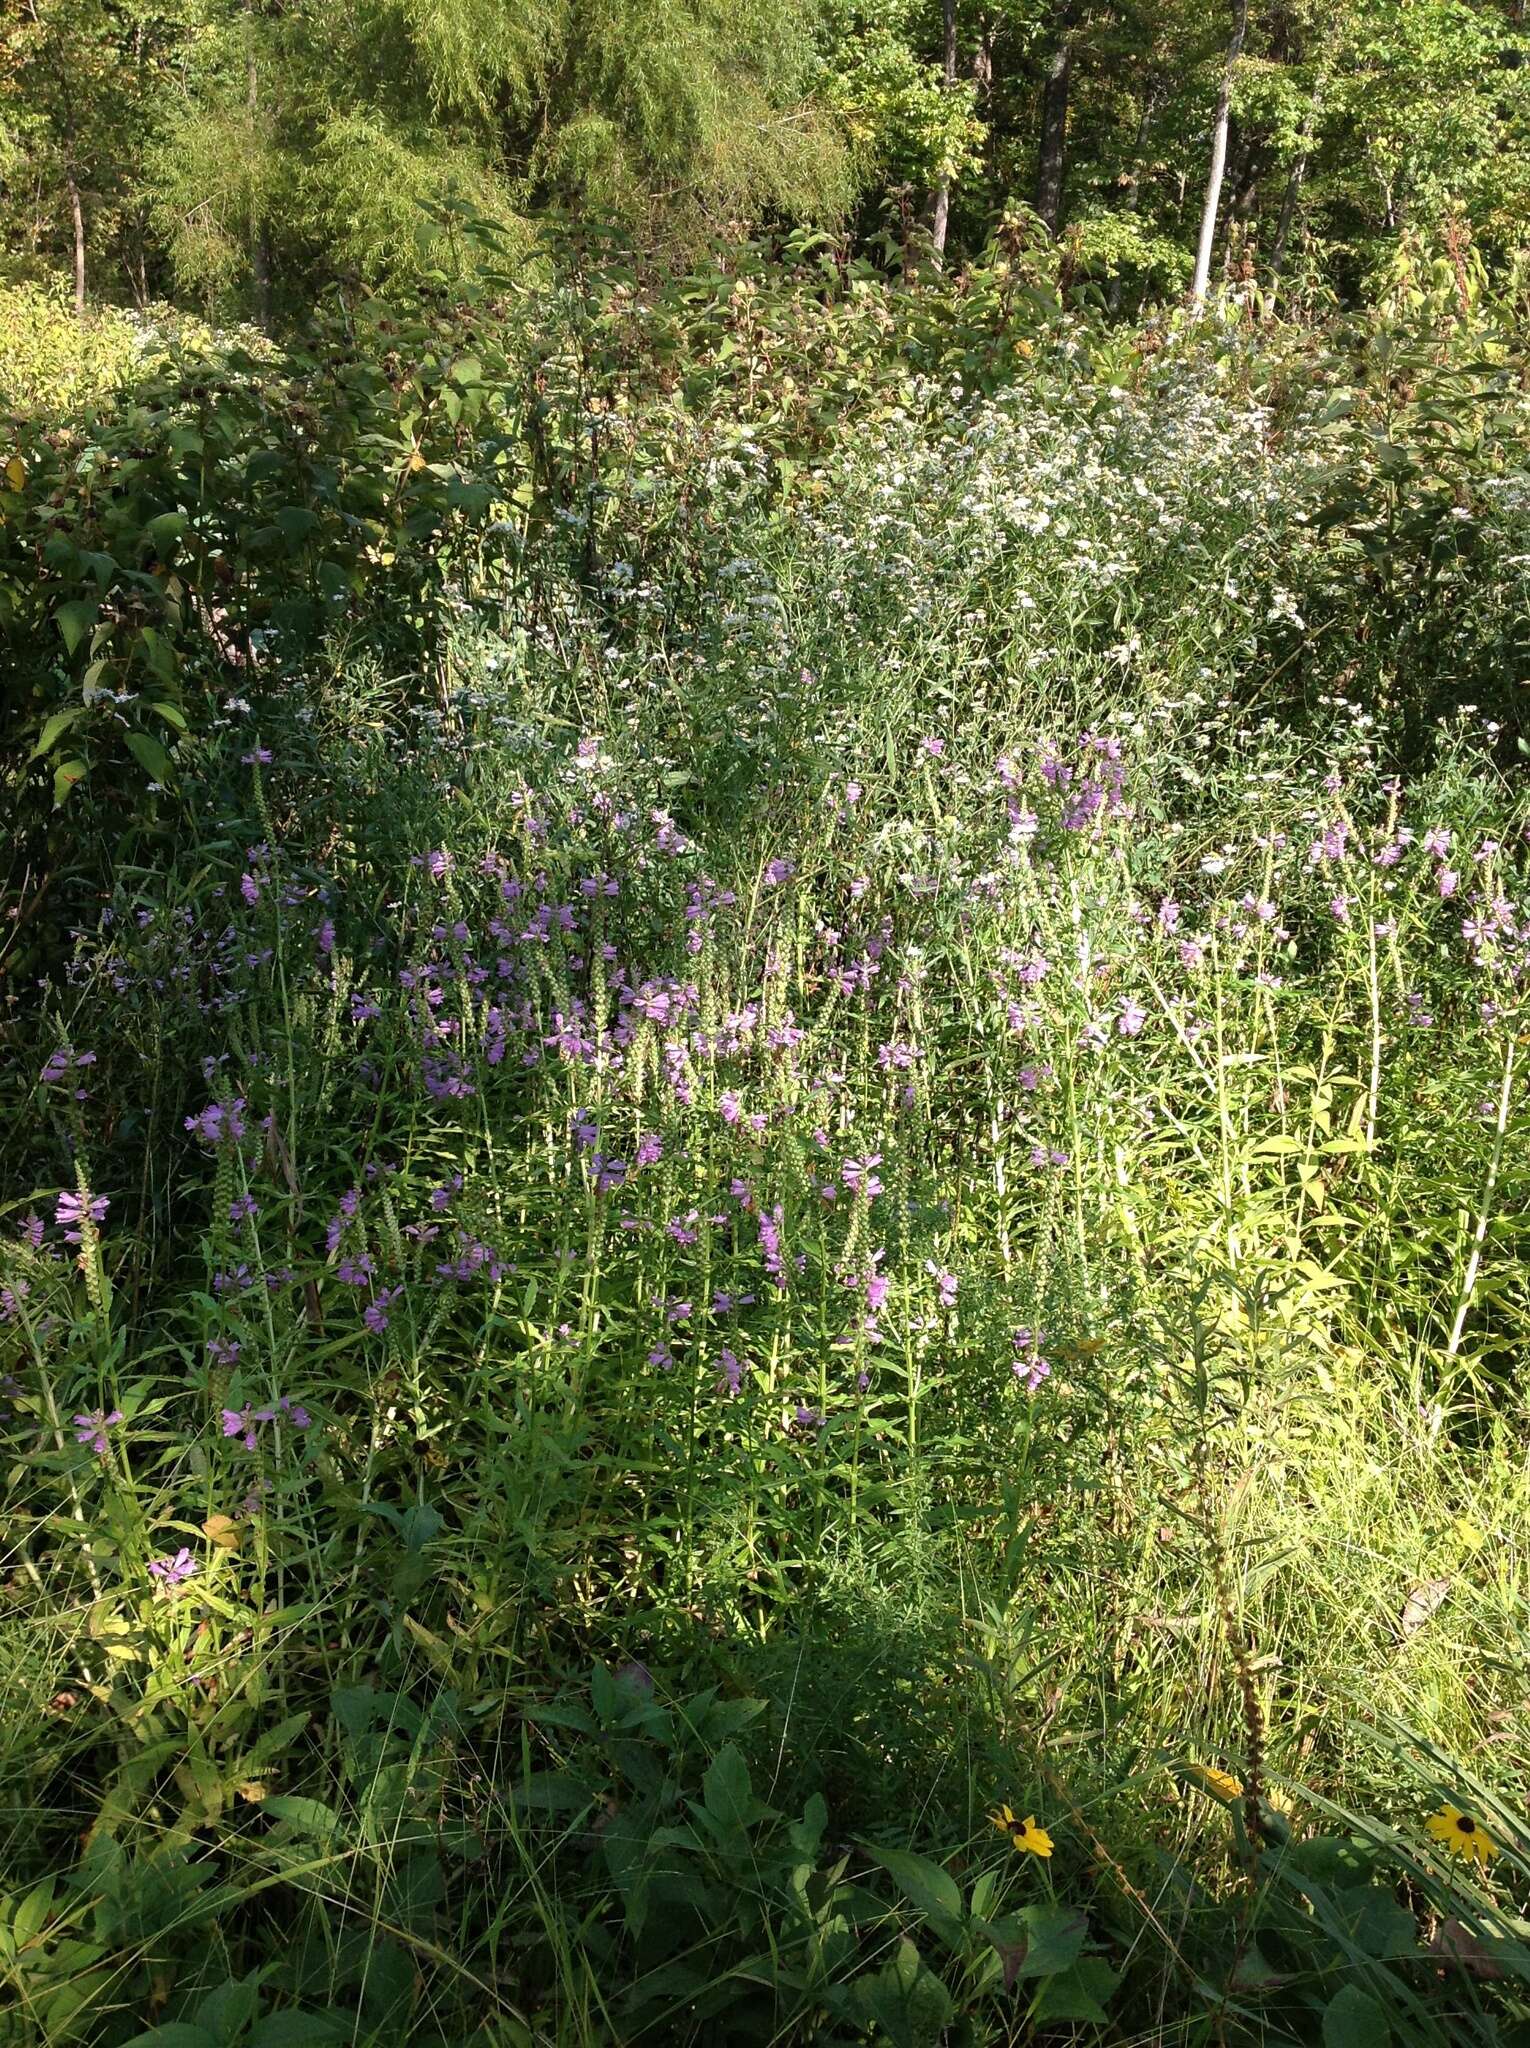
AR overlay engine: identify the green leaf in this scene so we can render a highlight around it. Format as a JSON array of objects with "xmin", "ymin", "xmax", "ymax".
[
  {"xmin": 53, "ymin": 757, "xmax": 87, "ymax": 807},
  {"xmin": 262, "ymin": 1795, "xmax": 339, "ymax": 1839},
  {"xmin": 1008, "ymin": 1901, "xmax": 1088, "ymax": 1979},
  {"xmin": 1032, "ymin": 1955, "xmax": 1119, "ymax": 2022},
  {"xmin": 122, "ymin": 2028, "xmax": 217, "ymax": 2048},
  {"xmin": 146, "ymin": 511, "xmax": 186, "ymax": 550},
  {"xmin": 55, "ymin": 600, "xmax": 97, "ymax": 656},
  {"xmin": 31, "ymin": 708, "xmax": 80, "ymax": 760},
  {"xmin": 865, "ymin": 1843, "xmax": 963, "ymax": 1924},
  {"xmin": 125, "ymin": 731, "xmax": 174, "ymax": 784},
  {"xmin": 1322, "ymin": 1984, "xmax": 1391, "ymax": 2048},
  {"xmin": 702, "ymin": 1743, "xmax": 753, "ymax": 1831},
  {"xmin": 149, "ymin": 700, "xmax": 189, "ymax": 732},
  {"xmin": 274, "ymin": 506, "xmax": 319, "ymax": 544},
  {"xmin": 852, "ymin": 1937, "xmax": 954, "ymax": 2048},
  {"xmin": 247, "ymin": 2014, "xmax": 353, "ymax": 2047}
]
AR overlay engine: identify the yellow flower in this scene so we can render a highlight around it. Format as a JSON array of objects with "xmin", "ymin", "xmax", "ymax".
[
  {"xmin": 1184, "ymin": 1763, "xmax": 1244, "ymax": 1803},
  {"xmin": 1425, "ymin": 1804, "xmax": 1498, "ymax": 1869},
  {"xmin": 990, "ymin": 1804, "xmax": 1053, "ymax": 1858}
]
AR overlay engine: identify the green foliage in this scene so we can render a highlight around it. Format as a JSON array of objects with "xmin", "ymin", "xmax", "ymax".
[{"xmin": 2, "ymin": 254, "xmax": 1530, "ymax": 2047}]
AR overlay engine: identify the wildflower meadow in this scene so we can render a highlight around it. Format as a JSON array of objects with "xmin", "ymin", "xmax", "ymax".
[{"xmin": 3, "ymin": 245, "xmax": 1530, "ymax": 2046}]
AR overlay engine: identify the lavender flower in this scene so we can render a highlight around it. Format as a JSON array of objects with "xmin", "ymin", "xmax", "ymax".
[
  {"xmin": 73, "ymin": 1408, "xmax": 122, "ymax": 1455},
  {"xmin": 148, "ymin": 1548, "xmax": 199, "ymax": 1591},
  {"xmin": 56, "ymin": 1190, "xmax": 108, "ymax": 1242},
  {"xmin": 364, "ymin": 1285, "xmax": 404, "ymax": 1334}
]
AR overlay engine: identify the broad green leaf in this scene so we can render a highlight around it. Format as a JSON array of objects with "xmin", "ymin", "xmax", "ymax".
[
  {"xmin": 31, "ymin": 708, "xmax": 80, "ymax": 760},
  {"xmin": 1032, "ymin": 1955, "xmax": 1119, "ymax": 2022},
  {"xmin": 55, "ymin": 600, "xmax": 96, "ymax": 655},
  {"xmin": 702, "ymin": 1742, "xmax": 752, "ymax": 1830},
  {"xmin": 262, "ymin": 1795, "xmax": 339, "ymax": 1838},
  {"xmin": 125, "ymin": 731, "xmax": 174, "ymax": 783},
  {"xmin": 247, "ymin": 2013, "xmax": 353, "ymax": 2047},
  {"xmin": 1322, "ymin": 1984, "xmax": 1391, "ymax": 2048},
  {"xmin": 865, "ymin": 1843, "xmax": 963, "ymax": 1924}
]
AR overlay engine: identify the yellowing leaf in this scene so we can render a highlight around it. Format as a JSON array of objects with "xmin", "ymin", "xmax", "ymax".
[{"xmin": 202, "ymin": 1513, "xmax": 242, "ymax": 1551}]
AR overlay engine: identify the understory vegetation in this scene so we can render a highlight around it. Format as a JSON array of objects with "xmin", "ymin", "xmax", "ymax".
[{"xmin": 3, "ymin": 246, "xmax": 1530, "ymax": 2046}]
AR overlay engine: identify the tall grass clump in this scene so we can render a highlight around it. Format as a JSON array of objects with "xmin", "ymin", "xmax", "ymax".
[{"xmin": 2, "ymin": 297, "xmax": 1529, "ymax": 2046}]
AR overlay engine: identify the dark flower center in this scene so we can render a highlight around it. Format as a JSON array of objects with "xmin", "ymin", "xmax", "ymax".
[{"xmin": 1457, "ymin": 1816, "xmax": 1476, "ymax": 1833}]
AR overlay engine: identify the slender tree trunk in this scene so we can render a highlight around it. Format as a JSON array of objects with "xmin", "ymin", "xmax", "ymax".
[
  {"xmin": 66, "ymin": 163, "xmax": 86, "ymax": 318},
  {"xmin": 929, "ymin": 0, "xmax": 958, "ymax": 263},
  {"xmin": 1035, "ymin": 13, "xmax": 1074, "ymax": 234},
  {"xmin": 1190, "ymin": 0, "xmax": 1248, "ymax": 311}
]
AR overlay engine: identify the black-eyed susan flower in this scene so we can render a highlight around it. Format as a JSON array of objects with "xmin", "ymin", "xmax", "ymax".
[
  {"xmin": 989, "ymin": 1804, "xmax": 1053, "ymax": 1858},
  {"xmin": 1426, "ymin": 1804, "xmax": 1499, "ymax": 1869}
]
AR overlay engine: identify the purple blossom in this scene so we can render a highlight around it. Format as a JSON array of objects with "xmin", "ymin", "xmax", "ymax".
[
  {"xmin": 206, "ymin": 1338, "xmax": 240, "ymax": 1368},
  {"xmin": 763, "ymin": 858, "xmax": 795, "ymax": 885},
  {"xmin": 364, "ymin": 1286, "xmax": 404, "ymax": 1334},
  {"xmin": 1011, "ymin": 1327, "xmax": 1051, "ymax": 1392},
  {"xmin": 148, "ymin": 1549, "xmax": 199, "ymax": 1591},
  {"xmin": 758, "ymin": 1205, "xmax": 786, "ymax": 1286},
  {"xmin": 1117, "ymin": 997, "xmax": 1147, "ymax": 1038},
  {"xmin": 55, "ymin": 1190, "xmax": 108, "ymax": 1242},
  {"xmin": 841, "ymin": 1154, "xmax": 883, "ymax": 1199},
  {"xmin": 40, "ymin": 1046, "xmax": 95, "ymax": 1090},
  {"xmin": 73, "ymin": 1408, "xmax": 122, "ymax": 1456},
  {"xmin": 716, "ymin": 1348, "xmax": 744, "ymax": 1397},
  {"xmin": 185, "ymin": 1099, "xmax": 248, "ymax": 1147},
  {"xmin": 229, "ymin": 1193, "xmax": 259, "ymax": 1225}
]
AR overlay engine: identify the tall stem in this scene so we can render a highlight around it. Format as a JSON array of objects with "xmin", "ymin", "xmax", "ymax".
[{"xmin": 1190, "ymin": 0, "xmax": 1249, "ymax": 311}]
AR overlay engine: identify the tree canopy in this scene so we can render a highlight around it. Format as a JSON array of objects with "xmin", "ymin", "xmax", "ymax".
[{"xmin": 2, "ymin": 0, "xmax": 1527, "ymax": 317}]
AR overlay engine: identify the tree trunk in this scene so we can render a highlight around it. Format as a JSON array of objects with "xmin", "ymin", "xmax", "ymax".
[
  {"xmin": 929, "ymin": 0, "xmax": 958, "ymax": 263},
  {"xmin": 65, "ymin": 163, "xmax": 86, "ymax": 319},
  {"xmin": 1035, "ymin": 15, "xmax": 1074, "ymax": 234},
  {"xmin": 1190, "ymin": 0, "xmax": 1248, "ymax": 311}
]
